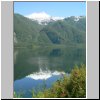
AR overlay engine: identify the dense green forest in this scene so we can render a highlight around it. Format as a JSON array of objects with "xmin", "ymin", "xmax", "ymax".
[{"xmin": 14, "ymin": 14, "xmax": 86, "ymax": 46}]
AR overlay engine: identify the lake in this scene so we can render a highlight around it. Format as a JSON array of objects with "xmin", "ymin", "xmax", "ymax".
[{"xmin": 14, "ymin": 46, "xmax": 86, "ymax": 98}]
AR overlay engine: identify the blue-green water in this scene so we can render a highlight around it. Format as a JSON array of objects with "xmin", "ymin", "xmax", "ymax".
[{"xmin": 14, "ymin": 46, "xmax": 86, "ymax": 98}]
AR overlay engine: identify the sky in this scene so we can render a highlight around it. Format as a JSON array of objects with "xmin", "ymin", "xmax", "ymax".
[{"xmin": 14, "ymin": 2, "xmax": 86, "ymax": 17}]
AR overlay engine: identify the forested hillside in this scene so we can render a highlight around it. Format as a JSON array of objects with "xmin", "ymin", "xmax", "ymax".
[{"xmin": 14, "ymin": 14, "xmax": 86, "ymax": 46}]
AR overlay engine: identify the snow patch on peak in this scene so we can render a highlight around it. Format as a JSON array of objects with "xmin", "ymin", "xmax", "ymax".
[
  {"xmin": 25, "ymin": 12, "xmax": 64, "ymax": 25},
  {"xmin": 26, "ymin": 12, "xmax": 50, "ymax": 20},
  {"xmin": 74, "ymin": 16, "xmax": 80, "ymax": 21},
  {"xmin": 74, "ymin": 16, "xmax": 85, "ymax": 21},
  {"xmin": 53, "ymin": 16, "xmax": 64, "ymax": 21}
]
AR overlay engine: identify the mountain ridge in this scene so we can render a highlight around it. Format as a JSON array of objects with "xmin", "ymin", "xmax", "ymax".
[
  {"xmin": 25, "ymin": 12, "xmax": 85, "ymax": 25},
  {"xmin": 14, "ymin": 13, "xmax": 86, "ymax": 46}
]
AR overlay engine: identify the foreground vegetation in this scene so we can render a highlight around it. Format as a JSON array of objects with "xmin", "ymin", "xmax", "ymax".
[{"xmin": 14, "ymin": 64, "xmax": 86, "ymax": 98}]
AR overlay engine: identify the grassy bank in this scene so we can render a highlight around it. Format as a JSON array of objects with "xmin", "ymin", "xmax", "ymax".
[{"xmin": 14, "ymin": 64, "xmax": 86, "ymax": 98}]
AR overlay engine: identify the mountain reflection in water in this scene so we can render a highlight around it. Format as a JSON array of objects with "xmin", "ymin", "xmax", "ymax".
[{"xmin": 14, "ymin": 47, "xmax": 85, "ymax": 97}]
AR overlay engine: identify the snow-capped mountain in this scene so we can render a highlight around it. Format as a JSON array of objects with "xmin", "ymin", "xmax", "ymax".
[
  {"xmin": 25, "ymin": 12, "xmax": 85, "ymax": 25},
  {"xmin": 26, "ymin": 12, "xmax": 64, "ymax": 25}
]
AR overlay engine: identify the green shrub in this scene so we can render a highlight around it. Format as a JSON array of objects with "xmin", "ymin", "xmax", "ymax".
[{"xmin": 68, "ymin": 64, "xmax": 86, "ymax": 98}]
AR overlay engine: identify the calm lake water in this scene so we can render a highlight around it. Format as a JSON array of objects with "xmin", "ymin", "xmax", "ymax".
[{"xmin": 14, "ymin": 46, "xmax": 86, "ymax": 98}]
